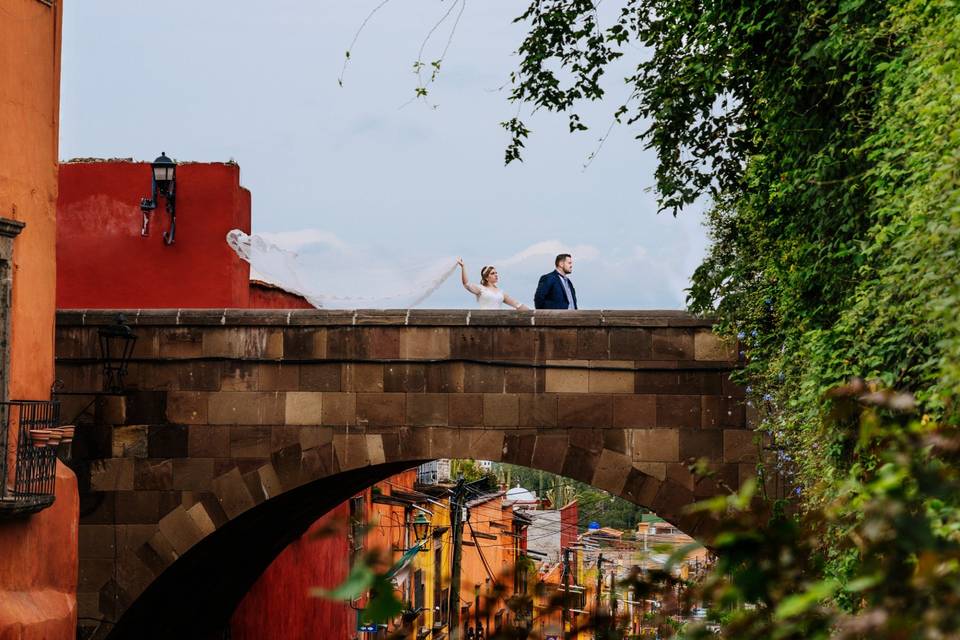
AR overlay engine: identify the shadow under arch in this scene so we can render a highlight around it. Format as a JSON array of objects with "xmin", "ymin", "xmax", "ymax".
[
  {"xmin": 107, "ymin": 441, "xmax": 721, "ymax": 639},
  {"xmin": 107, "ymin": 461, "xmax": 425, "ymax": 639}
]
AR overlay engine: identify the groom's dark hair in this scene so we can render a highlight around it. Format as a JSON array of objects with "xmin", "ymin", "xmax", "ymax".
[{"xmin": 555, "ymin": 253, "xmax": 571, "ymax": 267}]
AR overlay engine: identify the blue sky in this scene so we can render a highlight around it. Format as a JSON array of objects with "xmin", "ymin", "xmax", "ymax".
[{"xmin": 59, "ymin": 1, "xmax": 709, "ymax": 309}]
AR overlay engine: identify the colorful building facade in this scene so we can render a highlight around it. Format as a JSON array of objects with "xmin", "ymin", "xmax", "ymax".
[{"xmin": 0, "ymin": 2, "xmax": 78, "ymax": 639}]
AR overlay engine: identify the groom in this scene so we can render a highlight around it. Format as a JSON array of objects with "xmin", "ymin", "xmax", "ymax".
[{"xmin": 534, "ymin": 254, "xmax": 578, "ymax": 309}]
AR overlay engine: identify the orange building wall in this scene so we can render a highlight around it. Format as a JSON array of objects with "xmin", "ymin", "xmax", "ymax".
[
  {"xmin": 460, "ymin": 496, "xmax": 520, "ymax": 636},
  {"xmin": 0, "ymin": 1, "xmax": 78, "ymax": 638}
]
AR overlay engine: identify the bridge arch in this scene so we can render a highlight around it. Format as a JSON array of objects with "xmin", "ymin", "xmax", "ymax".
[{"xmin": 56, "ymin": 309, "xmax": 751, "ymax": 638}]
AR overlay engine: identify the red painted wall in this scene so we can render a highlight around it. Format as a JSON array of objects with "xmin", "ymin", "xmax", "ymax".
[
  {"xmin": 559, "ymin": 501, "xmax": 579, "ymax": 552},
  {"xmin": 230, "ymin": 505, "xmax": 354, "ymax": 640},
  {"xmin": 57, "ymin": 161, "xmax": 252, "ymax": 308},
  {"xmin": 250, "ymin": 281, "xmax": 315, "ymax": 309}
]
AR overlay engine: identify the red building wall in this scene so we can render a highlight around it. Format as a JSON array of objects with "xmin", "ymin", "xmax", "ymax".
[
  {"xmin": 56, "ymin": 160, "xmax": 311, "ymax": 309},
  {"xmin": 230, "ymin": 505, "xmax": 354, "ymax": 640},
  {"xmin": 559, "ymin": 501, "xmax": 579, "ymax": 552}
]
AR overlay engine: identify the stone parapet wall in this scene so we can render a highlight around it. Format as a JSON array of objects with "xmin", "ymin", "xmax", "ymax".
[{"xmin": 55, "ymin": 309, "xmax": 753, "ymax": 637}]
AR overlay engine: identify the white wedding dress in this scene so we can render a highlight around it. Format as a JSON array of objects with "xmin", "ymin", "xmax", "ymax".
[{"xmin": 476, "ymin": 286, "xmax": 506, "ymax": 309}]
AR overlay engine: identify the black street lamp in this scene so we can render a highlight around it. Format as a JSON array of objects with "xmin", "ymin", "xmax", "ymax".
[
  {"xmin": 140, "ymin": 152, "xmax": 177, "ymax": 244},
  {"xmin": 98, "ymin": 314, "xmax": 137, "ymax": 394}
]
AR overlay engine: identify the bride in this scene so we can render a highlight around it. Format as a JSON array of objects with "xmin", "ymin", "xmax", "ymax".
[{"xmin": 457, "ymin": 258, "xmax": 529, "ymax": 310}]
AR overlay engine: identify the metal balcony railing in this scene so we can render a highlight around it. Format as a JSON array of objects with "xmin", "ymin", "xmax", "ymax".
[{"xmin": 0, "ymin": 400, "xmax": 66, "ymax": 517}]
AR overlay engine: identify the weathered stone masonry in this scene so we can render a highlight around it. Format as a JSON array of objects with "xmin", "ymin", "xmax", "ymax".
[{"xmin": 55, "ymin": 309, "xmax": 751, "ymax": 634}]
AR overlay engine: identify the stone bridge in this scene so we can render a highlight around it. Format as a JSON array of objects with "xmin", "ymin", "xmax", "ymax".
[{"xmin": 55, "ymin": 309, "xmax": 751, "ymax": 638}]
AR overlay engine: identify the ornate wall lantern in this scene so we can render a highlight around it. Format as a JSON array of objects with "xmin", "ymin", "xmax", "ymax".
[
  {"xmin": 412, "ymin": 511, "xmax": 431, "ymax": 546},
  {"xmin": 140, "ymin": 152, "xmax": 177, "ymax": 245},
  {"xmin": 98, "ymin": 314, "xmax": 137, "ymax": 393}
]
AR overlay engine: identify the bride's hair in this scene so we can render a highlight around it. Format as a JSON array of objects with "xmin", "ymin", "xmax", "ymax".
[{"xmin": 480, "ymin": 265, "xmax": 495, "ymax": 286}]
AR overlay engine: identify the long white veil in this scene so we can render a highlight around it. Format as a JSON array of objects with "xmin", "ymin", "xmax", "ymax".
[{"xmin": 226, "ymin": 230, "xmax": 458, "ymax": 309}]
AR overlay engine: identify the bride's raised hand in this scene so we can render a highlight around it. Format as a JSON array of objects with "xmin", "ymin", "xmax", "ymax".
[{"xmin": 456, "ymin": 257, "xmax": 465, "ymax": 268}]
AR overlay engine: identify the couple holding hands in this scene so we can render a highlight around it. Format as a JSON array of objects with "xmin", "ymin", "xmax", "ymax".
[{"xmin": 457, "ymin": 253, "xmax": 578, "ymax": 311}]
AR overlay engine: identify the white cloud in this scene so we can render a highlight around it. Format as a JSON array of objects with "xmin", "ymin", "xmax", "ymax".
[
  {"xmin": 498, "ymin": 240, "xmax": 600, "ymax": 267},
  {"xmin": 257, "ymin": 229, "xmax": 351, "ymax": 253}
]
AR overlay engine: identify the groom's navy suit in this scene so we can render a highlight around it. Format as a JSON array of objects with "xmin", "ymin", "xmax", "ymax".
[{"xmin": 534, "ymin": 270, "xmax": 578, "ymax": 309}]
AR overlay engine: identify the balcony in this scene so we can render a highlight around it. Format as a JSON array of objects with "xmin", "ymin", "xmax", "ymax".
[{"xmin": 0, "ymin": 400, "xmax": 71, "ymax": 517}]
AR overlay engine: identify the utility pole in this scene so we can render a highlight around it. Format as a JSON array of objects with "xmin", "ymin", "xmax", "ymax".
[
  {"xmin": 609, "ymin": 566, "xmax": 618, "ymax": 626},
  {"xmin": 561, "ymin": 548, "xmax": 571, "ymax": 640},
  {"xmin": 595, "ymin": 553, "xmax": 604, "ymax": 617},
  {"xmin": 449, "ymin": 476, "xmax": 467, "ymax": 640}
]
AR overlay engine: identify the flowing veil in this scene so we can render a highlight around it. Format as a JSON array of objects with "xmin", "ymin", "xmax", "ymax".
[{"xmin": 226, "ymin": 230, "xmax": 458, "ymax": 309}]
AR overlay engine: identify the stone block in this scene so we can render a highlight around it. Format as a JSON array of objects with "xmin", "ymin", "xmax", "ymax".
[
  {"xmin": 679, "ymin": 428, "xmax": 722, "ymax": 462},
  {"xmin": 229, "ymin": 426, "xmax": 273, "ymax": 458},
  {"xmin": 588, "ymin": 368, "xmax": 635, "ymax": 394},
  {"xmin": 384, "ymin": 364, "xmax": 427, "ymax": 393},
  {"xmin": 502, "ymin": 433, "xmax": 536, "ymax": 467},
  {"xmin": 112, "ymin": 425, "xmax": 149, "ymax": 458},
  {"xmin": 569, "ymin": 428, "xmax": 605, "ymax": 453},
  {"xmin": 172, "ymin": 458, "xmax": 215, "ymax": 491},
  {"xmin": 449, "ymin": 394, "xmax": 483, "ymax": 427},
  {"xmin": 285, "ymin": 392, "xmax": 323, "ymax": 425},
  {"xmin": 79, "ymin": 524, "xmax": 117, "ymax": 559},
  {"xmin": 622, "ymin": 467, "xmax": 662, "ymax": 506},
  {"xmin": 483, "ymin": 394, "xmax": 520, "ymax": 427},
  {"xmin": 208, "ymin": 392, "xmax": 285, "ymax": 425},
  {"xmin": 283, "ymin": 328, "xmax": 327, "ymax": 359},
  {"xmin": 656, "ymin": 395, "xmax": 702, "ymax": 428},
  {"xmin": 518, "ymin": 393, "xmax": 558, "ymax": 427},
  {"xmin": 635, "ymin": 371, "xmax": 723, "ymax": 395},
  {"xmin": 531, "ymin": 434, "xmax": 568, "ymax": 475},
  {"xmin": 131, "ymin": 327, "xmax": 160, "ymax": 359},
  {"xmin": 722, "ymin": 374, "xmax": 747, "ymax": 398},
  {"xmin": 186, "ymin": 503, "xmax": 217, "ymax": 537},
  {"xmin": 561, "ymin": 446, "xmax": 598, "ymax": 484},
  {"xmin": 126, "ymin": 391, "xmax": 168, "ymax": 423},
  {"xmin": 187, "ymin": 425, "xmax": 230, "ymax": 457},
  {"xmin": 612, "ymin": 395, "xmax": 656, "ymax": 429},
  {"xmin": 139, "ymin": 530, "xmax": 178, "ymax": 574},
  {"xmin": 577, "ymin": 329, "xmax": 609, "ymax": 359},
  {"xmin": 147, "ymin": 424, "xmax": 188, "ymax": 458},
  {"xmin": 272, "ymin": 443, "xmax": 308, "ymax": 489},
  {"xmin": 557, "ymin": 395, "xmax": 612, "ymax": 428},
  {"xmin": 701, "ymin": 396, "xmax": 746, "ymax": 428},
  {"xmin": 327, "ymin": 327, "xmax": 400, "ymax": 359},
  {"xmin": 450, "ymin": 328, "xmax": 494, "ymax": 359},
  {"xmin": 366, "ymin": 434, "xmax": 386, "ymax": 465},
  {"xmin": 333, "ymin": 433, "xmax": 371, "ymax": 470},
  {"xmin": 158, "ymin": 505, "xmax": 205, "ymax": 555},
  {"xmin": 666, "ymin": 463, "xmax": 695, "ymax": 491},
  {"xmin": 406, "ymin": 393, "xmax": 449, "ymax": 426},
  {"xmin": 257, "ymin": 464, "xmax": 284, "ymax": 499},
  {"xmin": 592, "ymin": 449, "xmax": 632, "ymax": 495},
  {"xmin": 723, "ymin": 429, "xmax": 757, "ymax": 463},
  {"xmin": 631, "ymin": 429, "xmax": 679, "ymax": 462},
  {"xmin": 504, "ymin": 367, "xmax": 536, "ymax": 393},
  {"xmin": 321, "ymin": 393, "xmax": 357, "ymax": 426},
  {"xmin": 258, "ymin": 363, "xmax": 300, "ymax": 391},
  {"xmin": 609, "ymin": 328, "xmax": 652, "ymax": 360},
  {"xmin": 633, "ymin": 461, "xmax": 666, "ymax": 481},
  {"xmin": 78, "ymin": 558, "xmax": 114, "ymax": 592},
  {"xmin": 342, "ymin": 363, "xmax": 384, "ymax": 392},
  {"xmin": 115, "ymin": 491, "xmax": 161, "ymax": 524},
  {"xmin": 469, "ymin": 431, "xmax": 505, "ymax": 462},
  {"xmin": 220, "ymin": 363, "xmax": 259, "ymax": 391},
  {"xmin": 211, "ymin": 467, "xmax": 257, "ymax": 519},
  {"xmin": 603, "ymin": 428, "xmax": 628, "ymax": 454},
  {"xmin": 694, "ymin": 330, "xmax": 737, "ymax": 361},
  {"xmin": 357, "ymin": 393, "xmax": 405, "ymax": 427},
  {"xmin": 540, "ymin": 329, "xmax": 578, "ymax": 359},
  {"xmin": 271, "ymin": 425, "xmax": 301, "ymax": 449},
  {"xmin": 650, "ymin": 328, "xmax": 695, "ymax": 360},
  {"xmin": 165, "ymin": 392, "xmax": 208, "ymax": 425},
  {"xmin": 400, "ymin": 328, "xmax": 451, "ymax": 359},
  {"xmin": 202, "ymin": 327, "xmax": 283, "ymax": 359},
  {"xmin": 134, "ymin": 459, "xmax": 173, "ymax": 491},
  {"xmin": 159, "ymin": 328, "xmax": 204, "ymax": 358},
  {"xmin": 544, "ymin": 360, "xmax": 589, "ymax": 393},
  {"xmin": 425, "ymin": 362, "xmax": 464, "ymax": 393},
  {"xmin": 652, "ymin": 480, "xmax": 695, "ymax": 520},
  {"xmin": 300, "ymin": 363, "xmax": 341, "ymax": 391},
  {"xmin": 463, "ymin": 363, "xmax": 505, "ymax": 393},
  {"xmin": 95, "ymin": 395, "xmax": 126, "ymax": 425},
  {"xmin": 298, "ymin": 425, "xmax": 334, "ymax": 450},
  {"xmin": 492, "ymin": 328, "xmax": 537, "ymax": 360}
]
